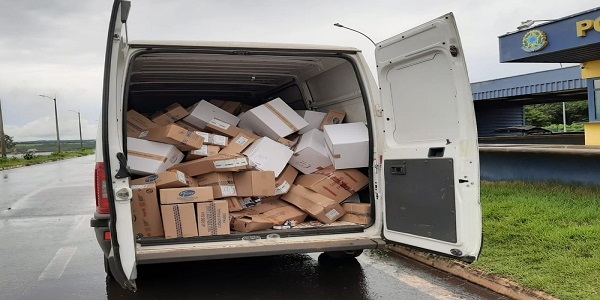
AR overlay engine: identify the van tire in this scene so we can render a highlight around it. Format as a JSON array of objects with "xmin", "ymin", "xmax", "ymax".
[
  {"xmin": 324, "ymin": 250, "xmax": 363, "ymax": 259},
  {"xmin": 104, "ymin": 256, "xmax": 114, "ymax": 279}
]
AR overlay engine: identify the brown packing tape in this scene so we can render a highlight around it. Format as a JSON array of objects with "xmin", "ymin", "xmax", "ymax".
[
  {"xmin": 128, "ymin": 150, "xmax": 168, "ymax": 162},
  {"xmin": 264, "ymin": 103, "xmax": 298, "ymax": 132}
]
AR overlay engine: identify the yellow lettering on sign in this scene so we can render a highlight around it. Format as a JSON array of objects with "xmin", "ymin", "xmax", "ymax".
[{"xmin": 576, "ymin": 19, "xmax": 600, "ymax": 37}]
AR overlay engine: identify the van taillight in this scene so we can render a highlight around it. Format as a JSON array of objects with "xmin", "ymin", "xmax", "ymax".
[{"xmin": 95, "ymin": 162, "xmax": 110, "ymax": 214}]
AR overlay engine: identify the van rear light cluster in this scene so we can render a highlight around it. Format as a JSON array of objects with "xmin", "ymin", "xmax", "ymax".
[{"xmin": 95, "ymin": 162, "xmax": 111, "ymax": 214}]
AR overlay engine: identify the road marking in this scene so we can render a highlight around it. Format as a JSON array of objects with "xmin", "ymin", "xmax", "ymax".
[
  {"xmin": 74, "ymin": 215, "xmax": 89, "ymax": 231},
  {"xmin": 38, "ymin": 247, "xmax": 77, "ymax": 281}
]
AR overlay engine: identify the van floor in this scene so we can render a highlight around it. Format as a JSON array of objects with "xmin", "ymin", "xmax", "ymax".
[{"xmin": 138, "ymin": 222, "xmax": 366, "ymax": 246}]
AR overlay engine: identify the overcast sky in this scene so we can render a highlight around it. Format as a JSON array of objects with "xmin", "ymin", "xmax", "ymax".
[{"xmin": 0, "ymin": 0, "xmax": 597, "ymax": 142}]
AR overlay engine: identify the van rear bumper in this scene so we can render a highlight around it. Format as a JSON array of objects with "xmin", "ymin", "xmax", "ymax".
[{"xmin": 136, "ymin": 237, "xmax": 385, "ymax": 264}]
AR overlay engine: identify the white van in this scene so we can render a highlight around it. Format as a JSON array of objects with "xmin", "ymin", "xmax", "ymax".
[{"xmin": 91, "ymin": 0, "xmax": 482, "ymax": 290}]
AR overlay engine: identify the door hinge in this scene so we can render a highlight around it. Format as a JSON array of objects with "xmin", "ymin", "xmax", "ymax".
[
  {"xmin": 376, "ymin": 105, "xmax": 383, "ymax": 117},
  {"xmin": 115, "ymin": 187, "xmax": 132, "ymax": 202},
  {"xmin": 450, "ymin": 45, "xmax": 458, "ymax": 57}
]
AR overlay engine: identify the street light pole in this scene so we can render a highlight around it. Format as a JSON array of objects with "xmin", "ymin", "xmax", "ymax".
[
  {"xmin": 0, "ymin": 97, "xmax": 6, "ymax": 158},
  {"xmin": 69, "ymin": 110, "xmax": 83, "ymax": 150},
  {"xmin": 39, "ymin": 94, "xmax": 61, "ymax": 153}
]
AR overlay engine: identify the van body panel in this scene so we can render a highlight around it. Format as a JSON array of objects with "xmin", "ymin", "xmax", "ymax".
[{"xmin": 375, "ymin": 13, "xmax": 482, "ymax": 260}]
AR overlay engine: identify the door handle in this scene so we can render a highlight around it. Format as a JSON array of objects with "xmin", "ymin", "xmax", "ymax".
[{"xmin": 390, "ymin": 165, "xmax": 406, "ymax": 175}]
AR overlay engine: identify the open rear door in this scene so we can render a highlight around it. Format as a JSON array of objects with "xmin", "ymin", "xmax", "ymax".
[
  {"xmin": 376, "ymin": 13, "xmax": 482, "ymax": 262},
  {"xmin": 102, "ymin": 0, "xmax": 136, "ymax": 290}
]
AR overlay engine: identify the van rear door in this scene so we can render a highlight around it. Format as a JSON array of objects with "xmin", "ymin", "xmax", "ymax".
[
  {"xmin": 102, "ymin": 0, "xmax": 136, "ymax": 290},
  {"xmin": 376, "ymin": 13, "xmax": 482, "ymax": 261}
]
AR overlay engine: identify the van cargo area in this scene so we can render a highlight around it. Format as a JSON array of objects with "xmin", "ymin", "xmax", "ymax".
[{"xmin": 124, "ymin": 48, "xmax": 375, "ymax": 249}]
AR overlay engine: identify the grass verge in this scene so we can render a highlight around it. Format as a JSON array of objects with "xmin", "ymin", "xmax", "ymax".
[
  {"xmin": 474, "ymin": 181, "xmax": 600, "ymax": 300},
  {"xmin": 0, "ymin": 149, "xmax": 95, "ymax": 169}
]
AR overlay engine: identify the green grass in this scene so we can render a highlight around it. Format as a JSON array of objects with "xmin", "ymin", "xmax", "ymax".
[
  {"xmin": 0, "ymin": 149, "xmax": 95, "ymax": 169},
  {"xmin": 474, "ymin": 181, "xmax": 600, "ymax": 300}
]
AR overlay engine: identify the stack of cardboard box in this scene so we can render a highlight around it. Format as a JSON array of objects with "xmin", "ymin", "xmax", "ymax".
[{"xmin": 127, "ymin": 98, "xmax": 372, "ymax": 239}]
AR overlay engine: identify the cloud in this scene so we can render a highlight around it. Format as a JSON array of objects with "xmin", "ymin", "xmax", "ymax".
[{"xmin": 4, "ymin": 116, "xmax": 97, "ymax": 142}]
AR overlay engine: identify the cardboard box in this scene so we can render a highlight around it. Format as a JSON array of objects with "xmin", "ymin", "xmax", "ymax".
[
  {"xmin": 276, "ymin": 137, "xmax": 297, "ymax": 148},
  {"xmin": 225, "ymin": 197, "xmax": 262, "ymax": 212},
  {"xmin": 195, "ymin": 131, "xmax": 228, "ymax": 147},
  {"xmin": 161, "ymin": 203, "xmax": 198, "ymax": 239},
  {"xmin": 151, "ymin": 103, "xmax": 190, "ymax": 126},
  {"xmin": 234, "ymin": 171, "xmax": 276, "ymax": 197},
  {"xmin": 204, "ymin": 118, "xmax": 260, "ymax": 139},
  {"xmin": 280, "ymin": 185, "xmax": 345, "ymax": 224},
  {"xmin": 196, "ymin": 172, "xmax": 237, "ymax": 198},
  {"xmin": 169, "ymin": 153, "xmax": 250, "ymax": 176},
  {"xmin": 131, "ymin": 183, "xmax": 164, "ymax": 238},
  {"xmin": 230, "ymin": 199, "xmax": 307, "ymax": 232},
  {"xmin": 209, "ymin": 100, "xmax": 243, "ymax": 115},
  {"xmin": 295, "ymin": 166, "xmax": 369, "ymax": 203},
  {"xmin": 138, "ymin": 124, "xmax": 204, "ymax": 151},
  {"xmin": 238, "ymin": 98, "xmax": 309, "ymax": 140},
  {"xmin": 243, "ymin": 137, "xmax": 293, "ymax": 177},
  {"xmin": 219, "ymin": 133, "xmax": 256, "ymax": 154},
  {"xmin": 131, "ymin": 170, "xmax": 196, "ymax": 189},
  {"xmin": 175, "ymin": 120, "xmax": 202, "ymax": 131},
  {"xmin": 339, "ymin": 203, "xmax": 371, "ymax": 225},
  {"xmin": 323, "ymin": 122, "xmax": 369, "ymax": 169},
  {"xmin": 185, "ymin": 145, "xmax": 220, "ymax": 161},
  {"xmin": 197, "ymin": 200, "xmax": 230, "ymax": 236},
  {"xmin": 296, "ymin": 110, "xmax": 327, "ymax": 134},
  {"xmin": 182, "ymin": 100, "xmax": 240, "ymax": 129},
  {"xmin": 127, "ymin": 137, "xmax": 184, "ymax": 175},
  {"xmin": 319, "ymin": 110, "xmax": 346, "ymax": 130},
  {"xmin": 275, "ymin": 165, "xmax": 298, "ymax": 195},
  {"xmin": 127, "ymin": 110, "xmax": 159, "ymax": 137},
  {"xmin": 288, "ymin": 129, "xmax": 332, "ymax": 175},
  {"xmin": 159, "ymin": 187, "xmax": 214, "ymax": 204}
]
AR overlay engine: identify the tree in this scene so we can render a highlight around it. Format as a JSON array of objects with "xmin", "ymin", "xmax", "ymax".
[
  {"xmin": 524, "ymin": 100, "xmax": 589, "ymax": 127},
  {"xmin": 3, "ymin": 134, "xmax": 14, "ymax": 150}
]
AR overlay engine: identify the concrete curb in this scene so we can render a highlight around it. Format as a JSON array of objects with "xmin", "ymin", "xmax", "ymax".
[{"xmin": 388, "ymin": 246, "xmax": 560, "ymax": 300}]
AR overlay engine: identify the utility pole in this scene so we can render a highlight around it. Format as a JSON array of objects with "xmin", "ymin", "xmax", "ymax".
[
  {"xmin": 70, "ymin": 110, "xmax": 83, "ymax": 150},
  {"xmin": 0, "ymin": 97, "xmax": 6, "ymax": 158},
  {"xmin": 39, "ymin": 94, "xmax": 61, "ymax": 153}
]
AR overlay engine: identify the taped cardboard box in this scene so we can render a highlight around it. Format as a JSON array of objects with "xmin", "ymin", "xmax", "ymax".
[
  {"xmin": 219, "ymin": 133, "xmax": 256, "ymax": 154},
  {"xmin": 195, "ymin": 131, "xmax": 228, "ymax": 147},
  {"xmin": 182, "ymin": 100, "xmax": 240, "ymax": 129},
  {"xmin": 196, "ymin": 172, "xmax": 237, "ymax": 198},
  {"xmin": 205, "ymin": 118, "xmax": 260, "ymax": 140},
  {"xmin": 209, "ymin": 99, "xmax": 243, "ymax": 115},
  {"xmin": 295, "ymin": 166, "xmax": 369, "ymax": 203},
  {"xmin": 323, "ymin": 122, "xmax": 369, "ymax": 169},
  {"xmin": 296, "ymin": 110, "xmax": 326, "ymax": 134},
  {"xmin": 238, "ymin": 98, "xmax": 309, "ymax": 140},
  {"xmin": 131, "ymin": 183, "xmax": 164, "ymax": 238},
  {"xmin": 230, "ymin": 199, "xmax": 307, "ymax": 232},
  {"xmin": 288, "ymin": 128, "xmax": 332, "ymax": 175},
  {"xmin": 276, "ymin": 137, "xmax": 297, "ymax": 148},
  {"xmin": 127, "ymin": 137, "xmax": 184, "ymax": 175},
  {"xmin": 234, "ymin": 171, "xmax": 276, "ymax": 197},
  {"xmin": 280, "ymin": 185, "xmax": 345, "ymax": 224},
  {"xmin": 161, "ymin": 203, "xmax": 198, "ymax": 239},
  {"xmin": 226, "ymin": 197, "xmax": 262, "ymax": 212},
  {"xmin": 131, "ymin": 170, "xmax": 197, "ymax": 189},
  {"xmin": 159, "ymin": 187, "xmax": 214, "ymax": 205},
  {"xmin": 243, "ymin": 137, "xmax": 293, "ymax": 177},
  {"xmin": 127, "ymin": 110, "xmax": 159, "ymax": 137},
  {"xmin": 151, "ymin": 103, "xmax": 190, "ymax": 126},
  {"xmin": 319, "ymin": 110, "xmax": 346, "ymax": 130},
  {"xmin": 175, "ymin": 120, "xmax": 202, "ymax": 131},
  {"xmin": 138, "ymin": 124, "xmax": 204, "ymax": 151},
  {"xmin": 197, "ymin": 200, "xmax": 230, "ymax": 236},
  {"xmin": 185, "ymin": 145, "xmax": 220, "ymax": 161},
  {"xmin": 275, "ymin": 165, "xmax": 298, "ymax": 195},
  {"xmin": 340, "ymin": 203, "xmax": 371, "ymax": 225},
  {"xmin": 169, "ymin": 153, "xmax": 250, "ymax": 176}
]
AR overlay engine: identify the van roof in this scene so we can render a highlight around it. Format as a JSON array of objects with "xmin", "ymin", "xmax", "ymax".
[{"xmin": 128, "ymin": 40, "xmax": 361, "ymax": 53}]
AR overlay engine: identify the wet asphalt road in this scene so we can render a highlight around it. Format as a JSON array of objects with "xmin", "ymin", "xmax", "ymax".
[{"xmin": 0, "ymin": 155, "xmax": 508, "ymax": 300}]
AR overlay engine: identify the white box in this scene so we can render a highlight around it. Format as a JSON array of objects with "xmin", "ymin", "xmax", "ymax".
[
  {"xmin": 127, "ymin": 137, "xmax": 184, "ymax": 175},
  {"xmin": 296, "ymin": 110, "xmax": 326, "ymax": 134},
  {"xmin": 323, "ymin": 122, "xmax": 369, "ymax": 169},
  {"xmin": 243, "ymin": 137, "xmax": 293, "ymax": 177},
  {"xmin": 182, "ymin": 100, "xmax": 240, "ymax": 130},
  {"xmin": 288, "ymin": 129, "xmax": 332, "ymax": 175},
  {"xmin": 238, "ymin": 98, "xmax": 308, "ymax": 140}
]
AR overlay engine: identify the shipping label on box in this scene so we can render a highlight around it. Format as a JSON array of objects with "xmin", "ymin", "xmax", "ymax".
[
  {"xmin": 238, "ymin": 98, "xmax": 309, "ymax": 140},
  {"xmin": 209, "ymin": 100, "xmax": 243, "ymax": 115},
  {"xmin": 182, "ymin": 100, "xmax": 240, "ymax": 129},
  {"xmin": 151, "ymin": 103, "xmax": 190, "ymax": 126},
  {"xmin": 280, "ymin": 185, "xmax": 345, "ymax": 224},
  {"xmin": 160, "ymin": 187, "xmax": 214, "ymax": 204},
  {"xmin": 131, "ymin": 183, "xmax": 164, "ymax": 238},
  {"xmin": 319, "ymin": 110, "xmax": 346, "ymax": 130},
  {"xmin": 219, "ymin": 133, "xmax": 256, "ymax": 154},
  {"xmin": 288, "ymin": 129, "xmax": 332, "ymax": 175},
  {"xmin": 138, "ymin": 124, "xmax": 204, "ymax": 151},
  {"xmin": 131, "ymin": 170, "xmax": 195, "ymax": 189},
  {"xmin": 161, "ymin": 203, "xmax": 198, "ymax": 239},
  {"xmin": 127, "ymin": 110, "xmax": 160, "ymax": 137},
  {"xmin": 196, "ymin": 172, "xmax": 237, "ymax": 198},
  {"xmin": 127, "ymin": 137, "xmax": 184, "ymax": 175},
  {"xmin": 234, "ymin": 171, "xmax": 276, "ymax": 197},
  {"xmin": 169, "ymin": 153, "xmax": 250, "ymax": 176},
  {"xmin": 186, "ymin": 145, "xmax": 220, "ymax": 161},
  {"xmin": 323, "ymin": 122, "xmax": 369, "ymax": 169},
  {"xmin": 243, "ymin": 137, "xmax": 293, "ymax": 177},
  {"xmin": 275, "ymin": 165, "xmax": 298, "ymax": 195},
  {"xmin": 205, "ymin": 118, "xmax": 260, "ymax": 139},
  {"xmin": 340, "ymin": 203, "xmax": 371, "ymax": 225},
  {"xmin": 197, "ymin": 200, "xmax": 230, "ymax": 236},
  {"xmin": 195, "ymin": 131, "xmax": 228, "ymax": 147}
]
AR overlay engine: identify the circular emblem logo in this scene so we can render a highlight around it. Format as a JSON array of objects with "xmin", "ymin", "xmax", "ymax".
[
  {"xmin": 179, "ymin": 190, "xmax": 195, "ymax": 197},
  {"xmin": 521, "ymin": 30, "xmax": 548, "ymax": 52},
  {"xmin": 145, "ymin": 175, "xmax": 159, "ymax": 182}
]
